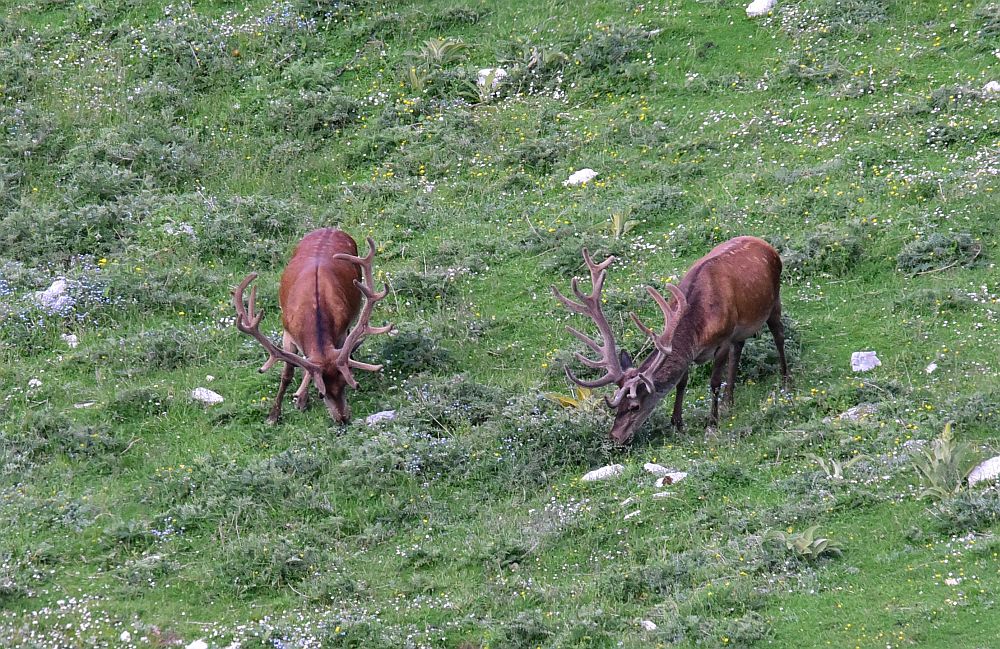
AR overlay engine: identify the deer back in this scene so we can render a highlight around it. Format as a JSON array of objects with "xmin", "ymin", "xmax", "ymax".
[
  {"xmin": 671, "ymin": 236, "xmax": 782, "ymax": 363},
  {"xmin": 278, "ymin": 228, "xmax": 363, "ymax": 356}
]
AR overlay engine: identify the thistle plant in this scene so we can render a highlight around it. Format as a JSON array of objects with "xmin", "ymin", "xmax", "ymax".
[
  {"xmin": 806, "ymin": 453, "xmax": 867, "ymax": 480},
  {"xmin": 911, "ymin": 422, "xmax": 979, "ymax": 501}
]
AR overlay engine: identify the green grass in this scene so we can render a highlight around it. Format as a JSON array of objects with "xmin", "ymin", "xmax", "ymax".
[{"xmin": 1, "ymin": 0, "xmax": 999, "ymax": 646}]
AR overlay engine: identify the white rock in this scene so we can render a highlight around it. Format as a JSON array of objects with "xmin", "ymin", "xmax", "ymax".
[
  {"xmin": 365, "ymin": 409, "xmax": 397, "ymax": 426},
  {"xmin": 28, "ymin": 378, "xmax": 42, "ymax": 389},
  {"xmin": 61, "ymin": 333, "xmax": 79, "ymax": 348},
  {"xmin": 640, "ymin": 620, "xmax": 658, "ymax": 631},
  {"xmin": 850, "ymin": 351, "xmax": 881, "ymax": 372},
  {"xmin": 191, "ymin": 387, "xmax": 224, "ymax": 405},
  {"xmin": 746, "ymin": 0, "xmax": 777, "ymax": 18},
  {"xmin": 477, "ymin": 67, "xmax": 508, "ymax": 88},
  {"xmin": 925, "ymin": 362, "xmax": 937, "ymax": 374},
  {"xmin": 969, "ymin": 456, "xmax": 1000, "ymax": 487},
  {"xmin": 34, "ymin": 279, "xmax": 74, "ymax": 313},
  {"xmin": 581, "ymin": 464, "xmax": 625, "ymax": 482},
  {"xmin": 643, "ymin": 462, "xmax": 674, "ymax": 477},
  {"xmin": 205, "ymin": 374, "xmax": 215, "ymax": 382},
  {"xmin": 186, "ymin": 641, "xmax": 208, "ymax": 649},
  {"xmin": 655, "ymin": 472, "xmax": 687, "ymax": 487},
  {"xmin": 624, "ymin": 509, "xmax": 642, "ymax": 520},
  {"xmin": 563, "ymin": 168, "xmax": 598, "ymax": 186},
  {"xmin": 944, "ymin": 577, "xmax": 961, "ymax": 586},
  {"xmin": 983, "ymin": 80, "xmax": 1000, "ymax": 95},
  {"xmin": 120, "ymin": 631, "xmax": 132, "ymax": 643}
]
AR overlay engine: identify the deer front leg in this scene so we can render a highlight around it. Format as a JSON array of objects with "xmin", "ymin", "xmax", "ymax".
[
  {"xmin": 293, "ymin": 372, "xmax": 311, "ymax": 410},
  {"xmin": 267, "ymin": 361, "xmax": 295, "ymax": 424}
]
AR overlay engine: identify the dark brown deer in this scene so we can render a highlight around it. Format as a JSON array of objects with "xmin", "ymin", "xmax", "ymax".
[
  {"xmin": 552, "ymin": 236, "xmax": 788, "ymax": 445},
  {"xmin": 233, "ymin": 228, "xmax": 391, "ymax": 424}
]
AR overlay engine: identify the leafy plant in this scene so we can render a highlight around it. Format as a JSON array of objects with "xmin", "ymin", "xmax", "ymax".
[
  {"xmin": 764, "ymin": 525, "xmax": 843, "ymax": 560},
  {"xmin": 806, "ymin": 453, "xmax": 868, "ymax": 480},
  {"xmin": 411, "ymin": 38, "xmax": 470, "ymax": 68},
  {"xmin": 911, "ymin": 422, "xmax": 980, "ymax": 500},
  {"xmin": 607, "ymin": 211, "xmax": 639, "ymax": 240}
]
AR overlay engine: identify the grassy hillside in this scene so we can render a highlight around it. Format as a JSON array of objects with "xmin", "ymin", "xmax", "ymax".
[{"xmin": 1, "ymin": 0, "xmax": 998, "ymax": 646}]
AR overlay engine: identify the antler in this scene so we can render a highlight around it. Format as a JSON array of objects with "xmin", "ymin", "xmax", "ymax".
[
  {"xmin": 630, "ymin": 284, "xmax": 687, "ymax": 356},
  {"xmin": 331, "ymin": 237, "xmax": 393, "ymax": 388},
  {"xmin": 233, "ymin": 273, "xmax": 323, "ymax": 377},
  {"xmin": 551, "ymin": 249, "xmax": 624, "ymax": 389},
  {"xmin": 607, "ymin": 283, "xmax": 688, "ymax": 407}
]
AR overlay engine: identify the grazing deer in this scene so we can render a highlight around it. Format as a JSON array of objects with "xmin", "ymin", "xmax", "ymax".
[
  {"xmin": 233, "ymin": 228, "xmax": 391, "ymax": 424},
  {"xmin": 552, "ymin": 236, "xmax": 788, "ymax": 445}
]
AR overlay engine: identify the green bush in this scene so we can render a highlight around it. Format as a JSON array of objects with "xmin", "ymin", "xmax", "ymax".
[
  {"xmin": 896, "ymin": 233, "xmax": 983, "ymax": 275},
  {"xmin": 378, "ymin": 329, "xmax": 452, "ymax": 380}
]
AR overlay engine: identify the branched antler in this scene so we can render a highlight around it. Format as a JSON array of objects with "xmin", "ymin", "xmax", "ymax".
[
  {"xmin": 233, "ymin": 273, "xmax": 322, "ymax": 376},
  {"xmin": 331, "ymin": 237, "xmax": 394, "ymax": 388},
  {"xmin": 551, "ymin": 249, "xmax": 624, "ymax": 389}
]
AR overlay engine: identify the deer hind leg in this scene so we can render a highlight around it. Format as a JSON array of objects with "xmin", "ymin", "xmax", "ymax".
[
  {"xmin": 671, "ymin": 370, "xmax": 689, "ymax": 432},
  {"xmin": 724, "ymin": 340, "xmax": 746, "ymax": 408},
  {"xmin": 708, "ymin": 346, "xmax": 730, "ymax": 427},
  {"xmin": 267, "ymin": 361, "xmax": 295, "ymax": 425},
  {"xmin": 766, "ymin": 305, "xmax": 789, "ymax": 388}
]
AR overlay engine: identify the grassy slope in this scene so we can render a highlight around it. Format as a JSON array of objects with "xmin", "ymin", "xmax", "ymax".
[{"xmin": 1, "ymin": 0, "xmax": 999, "ymax": 647}]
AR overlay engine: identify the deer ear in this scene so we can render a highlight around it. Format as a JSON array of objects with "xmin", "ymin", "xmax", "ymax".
[{"xmin": 619, "ymin": 350, "xmax": 634, "ymax": 370}]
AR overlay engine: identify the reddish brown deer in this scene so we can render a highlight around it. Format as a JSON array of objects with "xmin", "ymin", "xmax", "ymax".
[
  {"xmin": 552, "ymin": 236, "xmax": 788, "ymax": 445},
  {"xmin": 233, "ymin": 228, "xmax": 392, "ymax": 424}
]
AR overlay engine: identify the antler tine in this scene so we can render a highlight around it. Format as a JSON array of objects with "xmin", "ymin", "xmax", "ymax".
[
  {"xmin": 331, "ymin": 237, "xmax": 393, "ymax": 388},
  {"xmin": 630, "ymin": 284, "xmax": 688, "ymax": 356},
  {"xmin": 233, "ymin": 273, "xmax": 321, "ymax": 375}
]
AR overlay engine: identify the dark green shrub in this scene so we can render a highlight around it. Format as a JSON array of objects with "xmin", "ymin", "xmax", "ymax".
[
  {"xmin": 976, "ymin": 3, "xmax": 1000, "ymax": 47},
  {"xmin": 119, "ymin": 326, "xmax": 208, "ymax": 371},
  {"xmin": 934, "ymin": 490, "xmax": 1000, "ymax": 534},
  {"xmin": 572, "ymin": 25, "xmax": 653, "ymax": 73},
  {"xmin": 776, "ymin": 223, "xmax": 864, "ymax": 278},
  {"xmin": 266, "ymin": 89, "xmax": 361, "ymax": 135},
  {"xmin": 893, "ymin": 288, "xmax": 975, "ymax": 314},
  {"xmin": 107, "ymin": 387, "xmax": 168, "ymax": 422},
  {"xmin": 216, "ymin": 533, "xmax": 319, "ymax": 596},
  {"xmin": 389, "ymin": 267, "xmax": 463, "ymax": 305},
  {"xmin": 496, "ymin": 610, "xmax": 554, "ymax": 649},
  {"xmin": 782, "ymin": 52, "xmax": 846, "ymax": 86},
  {"xmin": 379, "ymin": 329, "xmax": 452, "ymax": 379},
  {"xmin": 400, "ymin": 374, "xmax": 505, "ymax": 429},
  {"xmin": 195, "ymin": 194, "xmax": 316, "ymax": 265},
  {"xmin": 484, "ymin": 395, "xmax": 611, "ymax": 487},
  {"xmin": 896, "ymin": 233, "xmax": 983, "ymax": 275}
]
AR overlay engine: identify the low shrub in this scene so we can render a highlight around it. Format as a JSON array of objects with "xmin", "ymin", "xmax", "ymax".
[
  {"xmin": 378, "ymin": 329, "xmax": 452, "ymax": 380},
  {"xmin": 775, "ymin": 223, "xmax": 864, "ymax": 278},
  {"xmin": 896, "ymin": 233, "xmax": 983, "ymax": 275}
]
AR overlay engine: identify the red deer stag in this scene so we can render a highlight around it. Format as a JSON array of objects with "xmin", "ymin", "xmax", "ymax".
[
  {"xmin": 552, "ymin": 236, "xmax": 788, "ymax": 445},
  {"xmin": 233, "ymin": 228, "xmax": 391, "ymax": 424}
]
